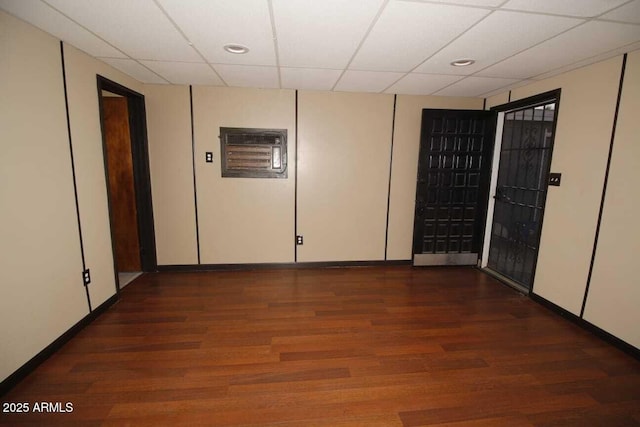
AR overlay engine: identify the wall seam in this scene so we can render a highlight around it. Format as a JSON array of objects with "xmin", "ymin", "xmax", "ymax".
[
  {"xmin": 294, "ymin": 90, "xmax": 299, "ymax": 263},
  {"xmin": 189, "ymin": 85, "xmax": 201, "ymax": 264},
  {"xmin": 580, "ymin": 53, "xmax": 628, "ymax": 318},
  {"xmin": 384, "ymin": 95, "xmax": 397, "ymax": 260},
  {"xmin": 60, "ymin": 41, "xmax": 92, "ymax": 312}
]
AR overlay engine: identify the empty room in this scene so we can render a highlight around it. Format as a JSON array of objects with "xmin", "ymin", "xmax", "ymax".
[{"xmin": 1, "ymin": 0, "xmax": 639, "ymax": 425}]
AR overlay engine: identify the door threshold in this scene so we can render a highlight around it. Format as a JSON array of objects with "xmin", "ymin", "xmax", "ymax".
[
  {"xmin": 481, "ymin": 267, "xmax": 529, "ymax": 295},
  {"xmin": 118, "ymin": 272, "xmax": 142, "ymax": 288},
  {"xmin": 414, "ymin": 253, "xmax": 478, "ymax": 266}
]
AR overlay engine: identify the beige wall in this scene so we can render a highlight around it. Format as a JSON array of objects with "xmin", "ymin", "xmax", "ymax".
[
  {"xmin": 297, "ymin": 91, "xmax": 394, "ymax": 262},
  {"xmin": 147, "ymin": 89, "xmax": 482, "ymax": 264},
  {"xmin": 145, "ymin": 85, "xmax": 198, "ymax": 265},
  {"xmin": 192, "ymin": 86, "xmax": 296, "ymax": 264},
  {"xmin": 485, "ymin": 92, "xmax": 509, "ymax": 110},
  {"xmin": 0, "ymin": 11, "xmax": 151, "ymax": 382},
  {"xmin": 583, "ymin": 50, "xmax": 640, "ymax": 348},
  {"xmin": 386, "ymin": 95, "xmax": 483, "ymax": 260},
  {"xmin": 0, "ymin": 12, "xmax": 88, "ymax": 381},
  {"xmin": 507, "ymin": 57, "xmax": 622, "ymax": 315},
  {"xmin": 63, "ymin": 44, "xmax": 144, "ymax": 307}
]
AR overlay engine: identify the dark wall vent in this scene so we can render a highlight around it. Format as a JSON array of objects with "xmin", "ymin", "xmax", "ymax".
[{"xmin": 220, "ymin": 127, "xmax": 287, "ymax": 179}]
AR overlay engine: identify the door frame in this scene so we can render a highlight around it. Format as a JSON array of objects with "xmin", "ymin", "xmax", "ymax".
[
  {"xmin": 97, "ymin": 75, "xmax": 157, "ymax": 290},
  {"xmin": 480, "ymin": 89, "xmax": 562, "ymax": 293}
]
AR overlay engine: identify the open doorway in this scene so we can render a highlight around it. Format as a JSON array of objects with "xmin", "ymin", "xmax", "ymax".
[{"xmin": 97, "ymin": 76, "xmax": 156, "ymax": 291}]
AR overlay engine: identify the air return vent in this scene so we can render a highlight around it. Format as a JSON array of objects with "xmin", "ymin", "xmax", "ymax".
[{"xmin": 220, "ymin": 127, "xmax": 287, "ymax": 178}]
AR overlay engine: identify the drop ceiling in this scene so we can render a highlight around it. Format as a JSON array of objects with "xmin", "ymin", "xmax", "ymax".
[{"xmin": 1, "ymin": 0, "xmax": 639, "ymax": 97}]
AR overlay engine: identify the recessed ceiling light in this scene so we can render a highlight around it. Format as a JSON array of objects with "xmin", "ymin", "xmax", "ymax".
[
  {"xmin": 450, "ymin": 59, "xmax": 475, "ymax": 67},
  {"xmin": 224, "ymin": 44, "xmax": 249, "ymax": 54}
]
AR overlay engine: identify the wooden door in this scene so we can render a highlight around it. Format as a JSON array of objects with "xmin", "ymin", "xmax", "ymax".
[
  {"xmin": 103, "ymin": 97, "xmax": 141, "ymax": 271},
  {"xmin": 413, "ymin": 109, "xmax": 496, "ymax": 266}
]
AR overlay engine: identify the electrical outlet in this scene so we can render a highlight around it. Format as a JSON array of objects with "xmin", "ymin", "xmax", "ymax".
[
  {"xmin": 296, "ymin": 235, "xmax": 303, "ymax": 245},
  {"xmin": 548, "ymin": 173, "xmax": 561, "ymax": 186},
  {"xmin": 205, "ymin": 152, "xmax": 213, "ymax": 163},
  {"xmin": 82, "ymin": 269, "xmax": 91, "ymax": 286}
]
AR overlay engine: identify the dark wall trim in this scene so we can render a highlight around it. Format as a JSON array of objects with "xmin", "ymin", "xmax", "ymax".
[
  {"xmin": 189, "ymin": 85, "xmax": 201, "ymax": 264},
  {"xmin": 97, "ymin": 75, "xmax": 157, "ymax": 277},
  {"xmin": 482, "ymin": 98, "xmax": 487, "ymax": 110},
  {"xmin": 384, "ymin": 94, "xmax": 397, "ymax": 260},
  {"xmin": 157, "ymin": 260, "xmax": 412, "ymax": 272},
  {"xmin": 507, "ymin": 90, "xmax": 512, "ymax": 102},
  {"xmin": 581, "ymin": 53, "xmax": 628, "ymax": 317},
  {"xmin": 294, "ymin": 90, "xmax": 299, "ymax": 263},
  {"xmin": 531, "ymin": 293, "xmax": 639, "ymax": 360},
  {"xmin": 0, "ymin": 294, "xmax": 118, "ymax": 397},
  {"xmin": 60, "ymin": 42, "xmax": 92, "ymax": 312},
  {"xmin": 490, "ymin": 88, "xmax": 561, "ymax": 113}
]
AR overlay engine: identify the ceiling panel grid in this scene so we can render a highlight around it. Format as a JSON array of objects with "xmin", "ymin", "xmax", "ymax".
[{"xmin": 0, "ymin": 0, "xmax": 638, "ymax": 96}]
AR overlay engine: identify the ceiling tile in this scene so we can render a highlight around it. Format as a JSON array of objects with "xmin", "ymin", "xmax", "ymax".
[
  {"xmin": 45, "ymin": 0, "xmax": 200, "ymax": 61},
  {"xmin": 156, "ymin": 0, "xmax": 276, "ymax": 66},
  {"xmin": 599, "ymin": 0, "xmax": 640, "ymax": 23},
  {"xmin": 140, "ymin": 61, "xmax": 224, "ymax": 85},
  {"xmin": 477, "ymin": 21, "xmax": 640, "ymax": 78},
  {"xmin": 213, "ymin": 64, "xmax": 279, "ymax": 88},
  {"xmin": 272, "ymin": 0, "xmax": 384, "ymax": 68},
  {"xmin": 0, "ymin": 0, "xmax": 126, "ymax": 58},
  {"xmin": 280, "ymin": 68, "xmax": 342, "ymax": 91},
  {"xmin": 334, "ymin": 70, "xmax": 405, "ymax": 93},
  {"xmin": 481, "ymin": 79, "xmax": 535, "ymax": 97},
  {"xmin": 433, "ymin": 76, "xmax": 520, "ymax": 96},
  {"xmin": 414, "ymin": 0, "xmax": 504, "ymax": 6},
  {"xmin": 350, "ymin": 1, "xmax": 490, "ymax": 72},
  {"xmin": 385, "ymin": 73, "xmax": 465, "ymax": 95},
  {"xmin": 532, "ymin": 41, "xmax": 640, "ymax": 80},
  {"xmin": 415, "ymin": 11, "xmax": 582, "ymax": 75},
  {"xmin": 99, "ymin": 58, "xmax": 168, "ymax": 83},
  {"xmin": 502, "ymin": 0, "xmax": 629, "ymax": 18}
]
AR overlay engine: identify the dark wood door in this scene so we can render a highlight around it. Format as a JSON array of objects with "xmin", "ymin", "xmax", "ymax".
[
  {"xmin": 413, "ymin": 109, "xmax": 496, "ymax": 266},
  {"xmin": 103, "ymin": 97, "xmax": 141, "ymax": 272}
]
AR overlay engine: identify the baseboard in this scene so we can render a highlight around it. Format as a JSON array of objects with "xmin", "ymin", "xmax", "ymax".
[
  {"xmin": 530, "ymin": 293, "xmax": 640, "ymax": 360},
  {"xmin": 156, "ymin": 260, "xmax": 412, "ymax": 272},
  {"xmin": 0, "ymin": 293, "xmax": 119, "ymax": 396}
]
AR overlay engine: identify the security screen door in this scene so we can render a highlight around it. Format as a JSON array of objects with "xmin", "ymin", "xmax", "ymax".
[
  {"xmin": 486, "ymin": 101, "xmax": 558, "ymax": 289},
  {"xmin": 413, "ymin": 109, "xmax": 496, "ymax": 266}
]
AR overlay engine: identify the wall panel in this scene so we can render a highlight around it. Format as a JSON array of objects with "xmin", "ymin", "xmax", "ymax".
[
  {"xmin": 485, "ymin": 92, "xmax": 509, "ymax": 110},
  {"xmin": 583, "ymin": 50, "xmax": 640, "ymax": 348},
  {"xmin": 192, "ymin": 86, "xmax": 295, "ymax": 264},
  {"xmin": 0, "ymin": 11, "xmax": 87, "ymax": 382},
  {"xmin": 145, "ymin": 84, "xmax": 197, "ymax": 265},
  {"xmin": 297, "ymin": 91, "xmax": 394, "ymax": 262}
]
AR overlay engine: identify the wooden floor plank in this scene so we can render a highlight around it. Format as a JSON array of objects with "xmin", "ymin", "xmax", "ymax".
[{"xmin": 1, "ymin": 266, "xmax": 638, "ymax": 426}]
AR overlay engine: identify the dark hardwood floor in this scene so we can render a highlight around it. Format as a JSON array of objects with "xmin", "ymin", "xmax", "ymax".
[{"xmin": 2, "ymin": 266, "xmax": 639, "ymax": 426}]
